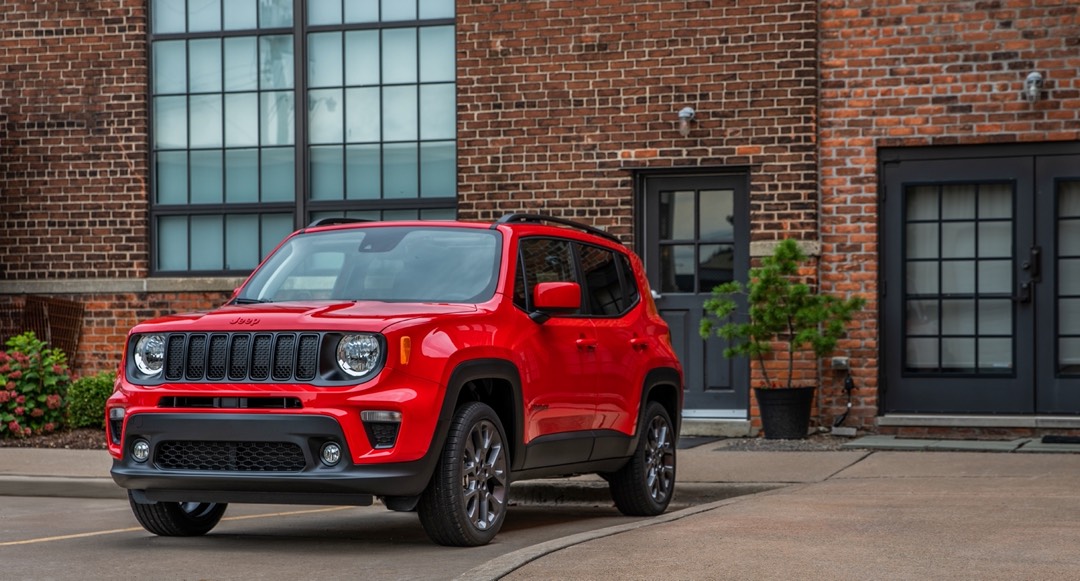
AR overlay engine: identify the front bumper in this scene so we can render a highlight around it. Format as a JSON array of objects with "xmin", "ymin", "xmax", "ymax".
[{"xmin": 111, "ymin": 413, "xmax": 438, "ymax": 505}]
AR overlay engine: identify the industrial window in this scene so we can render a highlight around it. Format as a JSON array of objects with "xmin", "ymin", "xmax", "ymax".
[{"xmin": 149, "ymin": 0, "xmax": 456, "ymax": 274}]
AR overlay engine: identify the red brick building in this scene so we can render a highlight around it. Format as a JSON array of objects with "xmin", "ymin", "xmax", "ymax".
[{"xmin": 1, "ymin": 0, "xmax": 1078, "ymax": 437}]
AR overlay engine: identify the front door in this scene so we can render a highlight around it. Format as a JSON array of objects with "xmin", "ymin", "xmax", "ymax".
[
  {"xmin": 639, "ymin": 174, "xmax": 750, "ymax": 414},
  {"xmin": 882, "ymin": 145, "xmax": 1080, "ymax": 414}
]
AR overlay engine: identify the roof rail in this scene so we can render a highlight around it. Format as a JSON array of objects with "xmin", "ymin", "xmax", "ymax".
[
  {"xmin": 492, "ymin": 213, "xmax": 621, "ymax": 243},
  {"xmin": 306, "ymin": 217, "xmax": 373, "ymax": 228}
]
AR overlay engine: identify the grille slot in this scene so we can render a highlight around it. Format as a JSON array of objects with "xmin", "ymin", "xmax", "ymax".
[
  {"xmin": 155, "ymin": 440, "xmax": 307, "ymax": 472},
  {"xmin": 159, "ymin": 332, "xmax": 323, "ymax": 383},
  {"xmin": 273, "ymin": 335, "xmax": 296, "ymax": 381}
]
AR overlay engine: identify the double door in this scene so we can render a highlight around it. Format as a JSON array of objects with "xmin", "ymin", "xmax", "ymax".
[{"xmin": 882, "ymin": 147, "xmax": 1080, "ymax": 414}]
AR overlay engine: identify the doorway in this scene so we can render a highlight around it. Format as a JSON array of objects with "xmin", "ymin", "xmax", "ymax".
[
  {"xmin": 882, "ymin": 144, "xmax": 1080, "ymax": 414},
  {"xmin": 638, "ymin": 173, "xmax": 750, "ymax": 415}
]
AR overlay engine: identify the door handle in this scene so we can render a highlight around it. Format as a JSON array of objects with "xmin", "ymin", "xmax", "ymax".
[
  {"xmin": 1028, "ymin": 245, "xmax": 1042, "ymax": 283},
  {"xmin": 1013, "ymin": 281, "xmax": 1032, "ymax": 303},
  {"xmin": 576, "ymin": 338, "xmax": 597, "ymax": 351},
  {"xmin": 630, "ymin": 338, "xmax": 649, "ymax": 351}
]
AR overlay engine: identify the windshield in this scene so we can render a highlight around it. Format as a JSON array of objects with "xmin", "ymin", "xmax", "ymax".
[{"xmin": 238, "ymin": 227, "xmax": 502, "ymax": 304}]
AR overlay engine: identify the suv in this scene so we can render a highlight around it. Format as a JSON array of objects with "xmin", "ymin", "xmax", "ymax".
[{"xmin": 108, "ymin": 213, "xmax": 682, "ymax": 546}]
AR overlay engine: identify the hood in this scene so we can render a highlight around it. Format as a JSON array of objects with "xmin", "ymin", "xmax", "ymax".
[{"xmin": 129, "ymin": 301, "xmax": 479, "ymax": 335}]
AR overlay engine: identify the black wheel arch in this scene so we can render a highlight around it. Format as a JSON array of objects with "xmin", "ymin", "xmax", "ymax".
[
  {"xmin": 433, "ymin": 359, "xmax": 525, "ymax": 474},
  {"xmin": 630, "ymin": 367, "xmax": 683, "ymax": 450}
]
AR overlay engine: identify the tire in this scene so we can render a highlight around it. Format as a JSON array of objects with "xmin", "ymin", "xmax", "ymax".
[
  {"xmin": 608, "ymin": 401, "xmax": 676, "ymax": 516},
  {"xmin": 128, "ymin": 492, "xmax": 227, "ymax": 537},
  {"xmin": 417, "ymin": 401, "xmax": 510, "ymax": 546}
]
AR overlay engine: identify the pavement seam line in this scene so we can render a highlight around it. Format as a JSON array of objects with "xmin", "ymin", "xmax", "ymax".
[
  {"xmin": 457, "ymin": 485, "xmax": 794, "ymax": 581},
  {"xmin": 0, "ymin": 506, "xmax": 355, "ymax": 547},
  {"xmin": 822, "ymin": 450, "xmax": 875, "ymax": 480}
]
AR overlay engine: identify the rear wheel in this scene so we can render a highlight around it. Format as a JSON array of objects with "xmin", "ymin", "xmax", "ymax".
[
  {"xmin": 608, "ymin": 401, "xmax": 676, "ymax": 516},
  {"xmin": 417, "ymin": 401, "xmax": 510, "ymax": 546},
  {"xmin": 128, "ymin": 492, "xmax": 227, "ymax": 537}
]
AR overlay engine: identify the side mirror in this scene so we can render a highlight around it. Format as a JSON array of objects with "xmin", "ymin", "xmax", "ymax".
[{"xmin": 530, "ymin": 282, "xmax": 581, "ymax": 323}]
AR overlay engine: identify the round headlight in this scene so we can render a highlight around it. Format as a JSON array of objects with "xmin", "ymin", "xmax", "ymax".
[
  {"xmin": 133, "ymin": 334, "xmax": 166, "ymax": 377},
  {"xmin": 337, "ymin": 334, "xmax": 381, "ymax": 378}
]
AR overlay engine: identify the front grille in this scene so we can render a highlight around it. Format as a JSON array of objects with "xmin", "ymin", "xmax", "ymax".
[
  {"xmin": 155, "ymin": 440, "xmax": 307, "ymax": 472},
  {"xmin": 163, "ymin": 333, "xmax": 321, "ymax": 383}
]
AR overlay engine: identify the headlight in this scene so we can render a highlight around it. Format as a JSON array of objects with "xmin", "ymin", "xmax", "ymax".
[
  {"xmin": 133, "ymin": 334, "xmax": 166, "ymax": 376},
  {"xmin": 336, "ymin": 334, "xmax": 381, "ymax": 378}
]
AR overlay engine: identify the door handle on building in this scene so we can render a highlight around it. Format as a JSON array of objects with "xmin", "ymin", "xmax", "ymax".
[
  {"xmin": 1013, "ymin": 281, "xmax": 1032, "ymax": 303},
  {"xmin": 1024, "ymin": 245, "xmax": 1042, "ymax": 283}
]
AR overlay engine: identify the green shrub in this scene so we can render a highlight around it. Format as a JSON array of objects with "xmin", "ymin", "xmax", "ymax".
[
  {"xmin": 67, "ymin": 371, "xmax": 117, "ymax": 429},
  {"xmin": 0, "ymin": 332, "xmax": 72, "ymax": 438}
]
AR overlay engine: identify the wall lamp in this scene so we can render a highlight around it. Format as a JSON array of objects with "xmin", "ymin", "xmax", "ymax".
[
  {"xmin": 1022, "ymin": 72, "xmax": 1044, "ymax": 103},
  {"xmin": 678, "ymin": 106, "xmax": 695, "ymax": 137}
]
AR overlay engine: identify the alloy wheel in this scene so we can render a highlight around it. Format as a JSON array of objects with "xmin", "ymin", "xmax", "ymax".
[{"xmin": 460, "ymin": 419, "xmax": 508, "ymax": 531}]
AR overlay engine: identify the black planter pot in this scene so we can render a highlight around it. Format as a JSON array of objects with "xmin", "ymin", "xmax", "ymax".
[{"xmin": 754, "ymin": 386, "xmax": 815, "ymax": 440}]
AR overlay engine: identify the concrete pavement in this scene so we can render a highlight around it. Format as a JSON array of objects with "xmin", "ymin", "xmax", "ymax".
[{"xmin": 2, "ymin": 440, "xmax": 1079, "ymax": 580}]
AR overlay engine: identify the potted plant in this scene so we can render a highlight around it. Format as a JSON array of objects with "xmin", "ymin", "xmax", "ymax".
[{"xmin": 699, "ymin": 239, "xmax": 865, "ymax": 439}]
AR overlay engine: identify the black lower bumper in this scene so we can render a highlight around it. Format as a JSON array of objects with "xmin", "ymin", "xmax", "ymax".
[{"xmin": 111, "ymin": 413, "xmax": 437, "ymax": 505}]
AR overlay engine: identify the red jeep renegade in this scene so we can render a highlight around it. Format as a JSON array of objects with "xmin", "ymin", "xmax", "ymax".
[{"xmin": 108, "ymin": 213, "xmax": 683, "ymax": 546}]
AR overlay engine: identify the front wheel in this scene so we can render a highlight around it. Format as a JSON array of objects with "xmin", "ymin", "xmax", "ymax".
[
  {"xmin": 128, "ymin": 492, "xmax": 227, "ymax": 537},
  {"xmin": 608, "ymin": 401, "xmax": 676, "ymax": 516},
  {"xmin": 417, "ymin": 401, "xmax": 510, "ymax": 546}
]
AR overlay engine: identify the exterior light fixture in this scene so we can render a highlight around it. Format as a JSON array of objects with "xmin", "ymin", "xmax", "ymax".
[
  {"xmin": 678, "ymin": 106, "xmax": 695, "ymax": 137},
  {"xmin": 1023, "ymin": 72, "xmax": 1044, "ymax": 103}
]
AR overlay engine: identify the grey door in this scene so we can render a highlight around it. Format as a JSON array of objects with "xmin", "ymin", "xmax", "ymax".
[
  {"xmin": 882, "ymin": 146, "xmax": 1080, "ymax": 414},
  {"xmin": 640, "ymin": 174, "xmax": 749, "ymax": 413}
]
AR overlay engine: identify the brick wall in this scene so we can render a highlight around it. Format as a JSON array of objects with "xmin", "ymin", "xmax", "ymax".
[
  {"xmin": 456, "ymin": 0, "xmax": 820, "ymax": 244},
  {"xmin": 0, "ymin": 0, "xmax": 149, "ymax": 281},
  {"xmin": 1, "ymin": 291, "xmax": 232, "ymax": 375},
  {"xmin": 818, "ymin": 0, "xmax": 1080, "ymax": 429}
]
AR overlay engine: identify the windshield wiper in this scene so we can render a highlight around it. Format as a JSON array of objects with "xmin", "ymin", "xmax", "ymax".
[{"xmin": 231, "ymin": 298, "xmax": 274, "ymax": 304}]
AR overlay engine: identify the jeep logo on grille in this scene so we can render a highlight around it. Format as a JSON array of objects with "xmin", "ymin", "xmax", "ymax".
[{"xmin": 230, "ymin": 317, "xmax": 261, "ymax": 326}]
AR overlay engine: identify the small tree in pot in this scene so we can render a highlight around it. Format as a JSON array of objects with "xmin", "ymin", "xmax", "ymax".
[{"xmin": 699, "ymin": 239, "xmax": 865, "ymax": 439}]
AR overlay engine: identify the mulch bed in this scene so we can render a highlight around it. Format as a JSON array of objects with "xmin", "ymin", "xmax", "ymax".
[{"xmin": 0, "ymin": 427, "xmax": 108, "ymax": 450}]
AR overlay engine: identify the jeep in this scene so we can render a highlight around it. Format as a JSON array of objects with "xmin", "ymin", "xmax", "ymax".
[{"xmin": 107, "ymin": 213, "xmax": 683, "ymax": 546}]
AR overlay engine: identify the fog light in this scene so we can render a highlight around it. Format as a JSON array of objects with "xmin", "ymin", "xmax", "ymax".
[
  {"xmin": 321, "ymin": 442, "xmax": 342, "ymax": 466},
  {"xmin": 132, "ymin": 439, "xmax": 150, "ymax": 463}
]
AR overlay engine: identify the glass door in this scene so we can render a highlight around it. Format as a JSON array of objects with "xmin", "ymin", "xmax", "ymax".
[
  {"xmin": 883, "ymin": 156, "xmax": 1036, "ymax": 413},
  {"xmin": 1035, "ymin": 155, "xmax": 1080, "ymax": 413},
  {"xmin": 640, "ymin": 174, "xmax": 749, "ymax": 414},
  {"xmin": 883, "ymin": 148, "xmax": 1080, "ymax": 415}
]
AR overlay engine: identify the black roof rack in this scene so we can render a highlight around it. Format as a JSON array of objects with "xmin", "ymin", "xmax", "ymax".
[
  {"xmin": 306, "ymin": 217, "xmax": 373, "ymax": 228},
  {"xmin": 492, "ymin": 213, "xmax": 621, "ymax": 244}
]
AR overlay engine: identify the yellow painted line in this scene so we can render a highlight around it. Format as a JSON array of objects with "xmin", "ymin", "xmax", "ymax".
[{"xmin": 0, "ymin": 505, "xmax": 353, "ymax": 547}]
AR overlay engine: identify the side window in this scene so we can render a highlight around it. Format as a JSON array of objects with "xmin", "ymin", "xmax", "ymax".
[
  {"xmin": 513, "ymin": 238, "xmax": 580, "ymax": 314},
  {"xmin": 578, "ymin": 244, "xmax": 625, "ymax": 316}
]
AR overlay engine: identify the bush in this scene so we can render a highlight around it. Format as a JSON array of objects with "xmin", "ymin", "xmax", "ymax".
[
  {"xmin": 67, "ymin": 371, "xmax": 117, "ymax": 429},
  {"xmin": 0, "ymin": 332, "xmax": 72, "ymax": 438}
]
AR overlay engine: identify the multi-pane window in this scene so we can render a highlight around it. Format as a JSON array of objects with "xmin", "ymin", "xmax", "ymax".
[
  {"xmin": 657, "ymin": 189, "xmax": 736, "ymax": 293},
  {"xmin": 149, "ymin": 0, "xmax": 456, "ymax": 274},
  {"xmin": 903, "ymin": 183, "xmax": 1014, "ymax": 374},
  {"xmin": 1057, "ymin": 181, "xmax": 1080, "ymax": 374}
]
